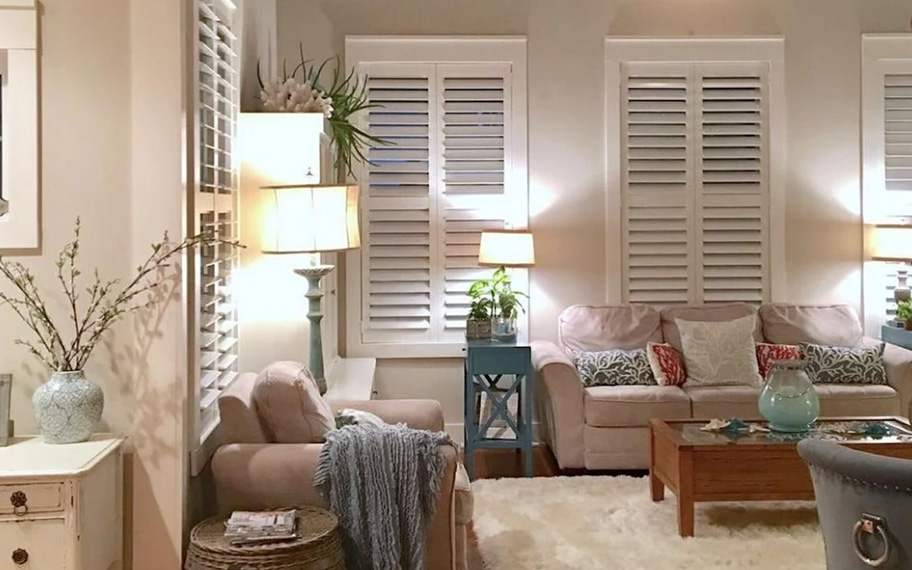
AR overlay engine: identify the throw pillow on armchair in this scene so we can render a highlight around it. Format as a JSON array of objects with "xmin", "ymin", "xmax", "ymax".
[{"xmin": 252, "ymin": 360, "xmax": 336, "ymax": 443}]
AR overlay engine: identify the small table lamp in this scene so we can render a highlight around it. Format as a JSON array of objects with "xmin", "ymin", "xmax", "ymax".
[
  {"xmin": 478, "ymin": 230, "xmax": 535, "ymax": 340},
  {"xmin": 261, "ymin": 183, "xmax": 360, "ymax": 394}
]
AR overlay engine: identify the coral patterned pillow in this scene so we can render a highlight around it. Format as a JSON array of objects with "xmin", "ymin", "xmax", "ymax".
[
  {"xmin": 646, "ymin": 342, "xmax": 686, "ymax": 387},
  {"xmin": 755, "ymin": 343, "xmax": 801, "ymax": 379}
]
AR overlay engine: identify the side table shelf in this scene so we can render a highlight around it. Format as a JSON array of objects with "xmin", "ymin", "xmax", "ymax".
[{"xmin": 463, "ymin": 338, "xmax": 533, "ymax": 480}]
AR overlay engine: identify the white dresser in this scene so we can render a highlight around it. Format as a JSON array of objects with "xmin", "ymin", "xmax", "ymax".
[{"xmin": 0, "ymin": 436, "xmax": 123, "ymax": 570}]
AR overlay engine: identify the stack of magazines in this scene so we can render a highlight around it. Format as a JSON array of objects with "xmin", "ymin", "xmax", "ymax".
[{"xmin": 224, "ymin": 510, "xmax": 299, "ymax": 545}]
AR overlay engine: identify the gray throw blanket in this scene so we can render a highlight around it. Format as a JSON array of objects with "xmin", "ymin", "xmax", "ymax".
[{"xmin": 313, "ymin": 423, "xmax": 452, "ymax": 570}]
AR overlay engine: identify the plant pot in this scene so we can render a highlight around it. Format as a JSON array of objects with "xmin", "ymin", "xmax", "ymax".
[
  {"xmin": 904, "ymin": 320, "xmax": 912, "ymax": 331},
  {"xmin": 491, "ymin": 317, "xmax": 518, "ymax": 341},
  {"xmin": 466, "ymin": 318, "xmax": 492, "ymax": 340},
  {"xmin": 32, "ymin": 371, "xmax": 104, "ymax": 444}
]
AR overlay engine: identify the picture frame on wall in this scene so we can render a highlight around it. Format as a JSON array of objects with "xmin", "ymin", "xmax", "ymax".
[{"xmin": 0, "ymin": 374, "xmax": 11, "ymax": 447}]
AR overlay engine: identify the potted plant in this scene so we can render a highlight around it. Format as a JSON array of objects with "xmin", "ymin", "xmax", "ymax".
[
  {"xmin": 466, "ymin": 267, "xmax": 528, "ymax": 341},
  {"xmin": 0, "ymin": 219, "xmax": 239, "ymax": 444},
  {"xmin": 466, "ymin": 285, "xmax": 492, "ymax": 340},
  {"xmin": 897, "ymin": 299, "xmax": 912, "ymax": 330}
]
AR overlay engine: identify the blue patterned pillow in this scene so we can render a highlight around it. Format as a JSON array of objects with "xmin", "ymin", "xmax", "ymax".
[
  {"xmin": 573, "ymin": 349, "xmax": 656, "ymax": 387},
  {"xmin": 800, "ymin": 342, "xmax": 887, "ymax": 385}
]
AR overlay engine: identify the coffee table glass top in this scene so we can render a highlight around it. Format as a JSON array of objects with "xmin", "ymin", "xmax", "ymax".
[{"xmin": 668, "ymin": 418, "xmax": 912, "ymax": 446}]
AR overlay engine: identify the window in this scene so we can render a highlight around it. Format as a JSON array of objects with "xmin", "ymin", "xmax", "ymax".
[
  {"xmin": 605, "ymin": 39, "xmax": 785, "ymax": 305},
  {"xmin": 190, "ymin": 0, "xmax": 240, "ymax": 462},
  {"xmin": 861, "ymin": 35, "xmax": 912, "ymax": 332},
  {"xmin": 345, "ymin": 38, "xmax": 528, "ymax": 358},
  {"xmin": 0, "ymin": 1, "xmax": 38, "ymax": 248}
]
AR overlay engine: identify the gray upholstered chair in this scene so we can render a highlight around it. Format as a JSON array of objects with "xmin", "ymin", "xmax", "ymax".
[{"xmin": 798, "ymin": 439, "xmax": 912, "ymax": 569}]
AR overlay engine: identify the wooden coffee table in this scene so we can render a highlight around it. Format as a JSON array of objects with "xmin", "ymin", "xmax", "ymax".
[{"xmin": 648, "ymin": 417, "xmax": 912, "ymax": 537}]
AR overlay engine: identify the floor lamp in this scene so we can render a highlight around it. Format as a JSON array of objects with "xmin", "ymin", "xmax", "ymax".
[{"xmin": 261, "ymin": 183, "xmax": 361, "ymax": 394}]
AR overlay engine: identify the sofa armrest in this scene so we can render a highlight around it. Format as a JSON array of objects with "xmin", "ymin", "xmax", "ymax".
[
  {"xmin": 212, "ymin": 441, "xmax": 460, "ymax": 570},
  {"xmin": 531, "ymin": 341, "xmax": 585, "ymax": 470},
  {"xmin": 881, "ymin": 341, "xmax": 912, "ymax": 420},
  {"xmin": 327, "ymin": 399, "xmax": 445, "ymax": 432}
]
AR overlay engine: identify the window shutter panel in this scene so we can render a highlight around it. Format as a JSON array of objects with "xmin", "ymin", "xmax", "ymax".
[
  {"xmin": 437, "ymin": 64, "xmax": 511, "ymax": 340},
  {"xmin": 696, "ymin": 63, "xmax": 769, "ymax": 304},
  {"xmin": 885, "ymin": 72, "xmax": 912, "ymax": 192},
  {"xmin": 361, "ymin": 65, "xmax": 437, "ymax": 343},
  {"xmin": 196, "ymin": 0, "xmax": 239, "ymax": 437},
  {"xmin": 621, "ymin": 62, "xmax": 694, "ymax": 304}
]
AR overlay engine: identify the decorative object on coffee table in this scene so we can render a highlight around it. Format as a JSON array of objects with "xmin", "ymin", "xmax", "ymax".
[
  {"xmin": 648, "ymin": 417, "xmax": 912, "ymax": 537},
  {"xmin": 0, "ymin": 218, "xmax": 237, "ymax": 443},
  {"xmin": 758, "ymin": 359, "xmax": 820, "ymax": 432},
  {"xmin": 185, "ymin": 506, "xmax": 345, "ymax": 570},
  {"xmin": 260, "ymin": 184, "xmax": 361, "ymax": 395},
  {"xmin": 475, "ymin": 230, "xmax": 535, "ymax": 341}
]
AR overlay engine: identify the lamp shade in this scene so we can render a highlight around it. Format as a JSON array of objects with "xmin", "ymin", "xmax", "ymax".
[
  {"xmin": 478, "ymin": 230, "xmax": 535, "ymax": 267},
  {"xmin": 870, "ymin": 224, "xmax": 912, "ymax": 262},
  {"xmin": 261, "ymin": 184, "xmax": 361, "ymax": 253}
]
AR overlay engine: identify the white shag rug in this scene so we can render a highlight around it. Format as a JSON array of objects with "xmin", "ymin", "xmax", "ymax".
[{"xmin": 471, "ymin": 476, "xmax": 825, "ymax": 570}]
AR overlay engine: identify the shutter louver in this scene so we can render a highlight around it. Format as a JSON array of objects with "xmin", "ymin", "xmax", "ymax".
[
  {"xmin": 697, "ymin": 65, "xmax": 768, "ymax": 304},
  {"xmin": 440, "ymin": 67, "xmax": 510, "ymax": 338},
  {"xmin": 885, "ymin": 73, "xmax": 912, "ymax": 192},
  {"xmin": 362, "ymin": 69, "xmax": 435, "ymax": 341},
  {"xmin": 196, "ymin": 0, "xmax": 238, "ymax": 438},
  {"xmin": 621, "ymin": 64, "xmax": 693, "ymax": 304}
]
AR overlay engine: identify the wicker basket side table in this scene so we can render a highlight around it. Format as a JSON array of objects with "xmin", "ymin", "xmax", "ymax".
[{"xmin": 185, "ymin": 506, "xmax": 346, "ymax": 570}]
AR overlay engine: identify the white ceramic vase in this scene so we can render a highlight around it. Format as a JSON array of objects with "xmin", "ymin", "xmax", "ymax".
[{"xmin": 32, "ymin": 371, "xmax": 104, "ymax": 444}]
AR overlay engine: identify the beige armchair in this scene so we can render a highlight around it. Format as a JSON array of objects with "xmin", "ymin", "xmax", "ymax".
[{"xmin": 212, "ymin": 373, "xmax": 473, "ymax": 570}]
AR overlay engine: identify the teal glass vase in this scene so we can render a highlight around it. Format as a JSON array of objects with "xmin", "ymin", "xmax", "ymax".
[{"xmin": 758, "ymin": 359, "xmax": 819, "ymax": 432}]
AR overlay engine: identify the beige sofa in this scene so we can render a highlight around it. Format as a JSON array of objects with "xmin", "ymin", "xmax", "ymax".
[
  {"xmin": 211, "ymin": 373, "xmax": 474, "ymax": 570},
  {"xmin": 532, "ymin": 303, "xmax": 912, "ymax": 471}
]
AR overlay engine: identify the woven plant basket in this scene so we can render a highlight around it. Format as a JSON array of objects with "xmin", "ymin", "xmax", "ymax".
[{"xmin": 185, "ymin": 506, "xmax": 346, "ymax": 570}]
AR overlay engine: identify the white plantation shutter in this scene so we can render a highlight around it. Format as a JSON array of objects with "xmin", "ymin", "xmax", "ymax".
[
  {"xmin": 622, "ymin": 63, "xmax": 694, "ymax": 304},
  {"xmin": 361, "ymin": 66, "xmax": 437, "ymax": 343},
  {"xmin": 697, "ymin": 64, "xmax": 768, "ymax": 303},
  {"xmin": 885, "ymin": 73, "xmax": 912, "ymax": 192},
  {"xmin": 439, "ymin": 65, "xmax": 510, "ymax": 340},
  {"xmin": 355, "ymin": 59, "xmax": 520, "ymax": 350},
  {"xmin": 620, "ymin": 61, "xmax": 770, "ymax": 306},
  {"xmin": 194, "ymin": 0, "xmax": 239, "ymax": 442}
]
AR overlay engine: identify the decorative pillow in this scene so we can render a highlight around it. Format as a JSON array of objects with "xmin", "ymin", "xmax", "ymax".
[
  {"xmin": 800, "ymin": 342, "xmax": 888, "ymax": 385},
  {"xmin": 252, "ymin": 361, "xmax": 336, "ymax": 443},
  {"xmin": 573, "ymin": 349, "xmax": 655, "ymax": 387},
  {"xmin": 676, "ymin": 314, "xmax": 762, "ymax": 386},
  {"xmin": 646, "ymin": 342, "xmax": 686, "ymax": 387},
  {"xmin": 755, "ymin": 343, "xmax": 801, "ymax": 379},
  {"xmin": 335, "ymin": 408, "xmax": 387, "ymax": 429}
]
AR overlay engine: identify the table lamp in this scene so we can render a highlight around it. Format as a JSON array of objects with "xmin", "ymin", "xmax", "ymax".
[
  {"xmin": 261, "ymin": 183, "xmax": 360, "ymax": 394},
  {"xmin": 870, "ymin": 225, "xmax": 912, "ymax": 309},
  {"xmin": 478, "ymin": 230, "xmax": 535, "ymax": 340}
]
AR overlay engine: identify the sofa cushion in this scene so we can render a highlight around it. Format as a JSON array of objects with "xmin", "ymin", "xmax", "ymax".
[
  {"xmin": 559, "ymin": 304, "xmax": 662, "ymax": 352},
  {"xmin": 801, "ymin": 342, "xmax": 888, "ymax": 385},
  {"xmin": 573, "ymin": 348, "xmax": 655, "ymax": 387},
  {"xmin": 252, "ymin": 361, "xmax": 336, "ymax": 443},
  {"xmin": 684, "ymin": 383, "xmax": 900, "ymax": 420},
  {"xmin": 660, "ymin": 303, "xmax": 763, "ymax": 351},
  {"xmin": 677, "ymin": 314, "xmax": 763, "ymax": 387},
  {"xmin": 759, "ymin": 303, "xmax": 863, "ymax": 347},
  {"xmin": 584, "ymin": 385, "xmax": 690, "ymax": 427},
  {"xmin": 685, "ymin": 385, "xmax": 764, "ymax": 419}
]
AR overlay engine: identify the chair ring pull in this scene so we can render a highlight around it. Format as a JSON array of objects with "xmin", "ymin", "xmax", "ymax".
[{"xmin": 853, "ymin": 513, "xmax": 890, "ymax": 567}]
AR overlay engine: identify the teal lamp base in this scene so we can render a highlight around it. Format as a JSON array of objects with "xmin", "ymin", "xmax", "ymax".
[{"xmin": 293, "ymin": 265, "xmax": 334, "ymax": 395}]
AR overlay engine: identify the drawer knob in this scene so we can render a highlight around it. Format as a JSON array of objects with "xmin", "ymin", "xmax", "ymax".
[
  {"xmin": 12, "ymin": 548, "xmax": 28, "ymax": 565},
  {"xmin": 9, "ymin": 490, "xmax": 28, "ymax": 515}
]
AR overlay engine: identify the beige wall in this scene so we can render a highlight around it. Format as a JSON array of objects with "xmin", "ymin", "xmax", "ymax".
[{"xmin": 272, "ymin": 0, "xmax": 909, "ymax": 428}]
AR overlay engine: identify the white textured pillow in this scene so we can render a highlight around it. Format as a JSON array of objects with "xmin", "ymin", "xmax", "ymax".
[{"xmin": 676, "ymin": 314, "xmax": 762, "ymax": 386}]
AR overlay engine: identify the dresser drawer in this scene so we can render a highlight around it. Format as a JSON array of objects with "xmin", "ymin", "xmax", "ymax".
[
  {"xmin": 0, "ymin": 484, "xmax": 63, "ymax": 516},
  {"xmin": 0, "ymin": 518, "xmax": 65, "ymax": 568}
]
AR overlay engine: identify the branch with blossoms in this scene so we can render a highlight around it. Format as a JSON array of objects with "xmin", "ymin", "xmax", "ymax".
[{"xmin": 0, "ymin": 218, "xmax": 243, "ymax": 371}]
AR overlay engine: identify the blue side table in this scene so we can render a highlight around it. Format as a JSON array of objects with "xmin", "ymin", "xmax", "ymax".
[
  {"xmin": 882, "ymin": 325, "xmax": 912, "ymax": 350},
  {"xmin": 463, "ymin": 337, "xmax": 533, "ymax": 479}
]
